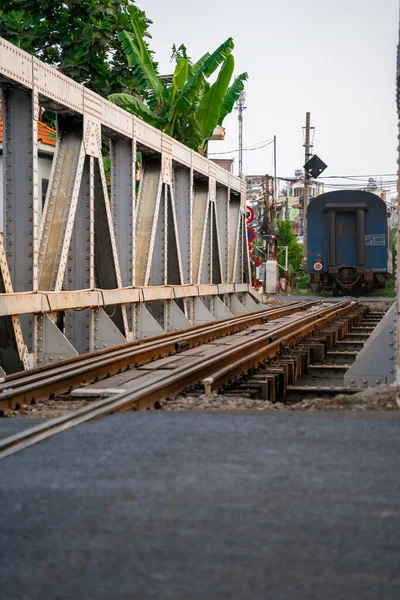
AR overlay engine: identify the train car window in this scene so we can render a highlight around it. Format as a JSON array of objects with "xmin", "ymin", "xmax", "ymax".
[
  {"xmin": 350, "ymin": 223, "xmax": 356, "ymax": 236},
  {"xmin": 337, "ymin": 223, "xmax": 344, "ymax": 237}
]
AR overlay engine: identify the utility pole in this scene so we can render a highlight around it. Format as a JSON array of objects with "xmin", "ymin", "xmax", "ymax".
[
  {"xmin": 303, "ymin": 111, "xmax": 312, "ymax": 258},
  {"xmin": 273, "ymin": 135, "xmax": 277, "ymax": 229},
  {"xmin": 235, "ymin": 91, "xmax": 246, "ymax": 177}
]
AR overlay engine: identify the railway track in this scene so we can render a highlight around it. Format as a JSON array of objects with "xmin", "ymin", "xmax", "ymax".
[
  {"xmin": 0, "ymin": 299, "xmax": 366, "ymax": 459},
  {"xmin": 0, "ymin": 299, "xmax": 312, "ymax": 414}
]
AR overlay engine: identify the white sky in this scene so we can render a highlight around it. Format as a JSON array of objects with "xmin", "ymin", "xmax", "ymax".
[{"xmin": 142, "ymin": 0, "xmax": 398, "ymax": 191}]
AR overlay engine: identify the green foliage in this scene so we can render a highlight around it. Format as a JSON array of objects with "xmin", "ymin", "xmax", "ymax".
[
  {"xmin": 392, "ymin": 226, "xmax": 397, "ymax": 271},
  {"xmin": 197, "ymin": 54, "xmax": 235, "ymax": 140},
  {"xmin": 276, "ymin": 220, "xmax": 304, "ymax": 274},
  {"xmin": 0, "ymin": 0, "xmax": 151, "ymax": 97},
  {"xmin": 109, "ymin": 9, "xmax": 248, "ymax": 153},
  {"xmin": 1, "ymin": 2, "xmax": 248, "ymax": 153},
  {"xmin": 218, "ymin": 73, "xmax": 248, "ymax": 125},
  {"xmin": 294, "ymin": 273, "xmax": 310, "ymax": 290},
  {"xmin": 369, "ymin": 279, "xmax": 396, "ymax": 298}
]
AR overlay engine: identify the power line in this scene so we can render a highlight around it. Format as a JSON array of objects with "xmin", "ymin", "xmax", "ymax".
[
  {"xmin": 319, "ymin": 173, "xmax": 396, "ymax": 179},
  {"xmin": 209, "ymin": 138, "xmax": 274, "ymax": 156}
]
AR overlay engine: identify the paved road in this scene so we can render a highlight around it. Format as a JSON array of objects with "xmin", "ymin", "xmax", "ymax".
[{"xmin": 1, "ymin": 411, "xmax": 400, "ymax": 599}]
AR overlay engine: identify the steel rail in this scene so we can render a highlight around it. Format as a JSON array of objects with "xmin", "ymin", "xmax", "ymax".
[
  {"xmin": 4, "ymin": 300, "xmax": 308, "ymax": 383},
  {"xmin": 0, "ymin": 300, "xmax": 354, "ymax": 460},
  {"xmin": 0, "ymin": 301, "xmax": 315, "ymax": 412},
  {"xmin": 201, "ymin": 301, "xmax": 357, "ymax": 393}
]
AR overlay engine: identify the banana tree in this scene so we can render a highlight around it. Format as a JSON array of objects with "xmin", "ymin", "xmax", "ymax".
[{"xmin": 108, "ymin": 6, "xmax": 248, "ymax": 153}]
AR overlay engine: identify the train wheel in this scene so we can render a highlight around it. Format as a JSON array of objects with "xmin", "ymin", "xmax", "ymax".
[{"xmin": 332, "ymin": 281, "xmax": 339, "ymax": 297}]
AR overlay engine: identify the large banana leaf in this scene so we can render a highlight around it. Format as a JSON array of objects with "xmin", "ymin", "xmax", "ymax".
[
  {"xmin": 108, "ymin": 93, "xmax": 157, "ymax": 125},
  {"xmin": 118, "ymin": 21, "xmax": 165, "ymax": 104},
  {"xmin": 218, "ymin": 72, "xmax": 248, "ymax": 125},
  {"xmin": 171, "ymin": 57, "xmax": 188, "ymax": 103},
  {"xmin": 197, "ymin": 54, "xmax": 235, "ymax": 142},
  {"xmin": 182, "ymin": 38, "xmax": 234, "ymax": 104},
  {"xmin": 201, "ymin": 38, "xmax": 234, "ymax": 77},
  {"xmin": 175, "ymin": 110, "xmax": 204, "ymax": 152}
]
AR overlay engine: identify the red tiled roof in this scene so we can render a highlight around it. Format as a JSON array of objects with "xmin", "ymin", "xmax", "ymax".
[{"xmin": 0, "ymin": 117, "xmax": 56, "ymax": 146}]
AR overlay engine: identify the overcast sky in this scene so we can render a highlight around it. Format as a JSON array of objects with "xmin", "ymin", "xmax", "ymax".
[{"xmin": 142, "ymin": 0, "xmax": 398, "ymax": 192}]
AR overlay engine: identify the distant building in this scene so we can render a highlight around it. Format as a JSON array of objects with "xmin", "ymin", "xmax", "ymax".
[
  {"xmin": 277, "ymin": 177, "xmax": 324, "ymax": 239},
  {"xmin": 210, "ymin": 158, "xmax": 234, "ymax": 173},
  {"xmin": 245, "ymin": 172, "xmax": 325, "ymax": 243}
]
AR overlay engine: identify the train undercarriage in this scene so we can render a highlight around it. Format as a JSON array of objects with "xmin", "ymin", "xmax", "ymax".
[{"xmin": 310, "ymin": 268, "xmax": 388, "ymax": 296}]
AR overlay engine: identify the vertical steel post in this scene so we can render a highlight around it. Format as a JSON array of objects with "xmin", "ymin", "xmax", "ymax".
[
  {"xmin": 273, "ymin": 135, "xmax": 277, "ymax": 229},
  {"xmin": 303, "ymin": 112, "xmax": 312, "ymax": 259},
  {"xmin": 65, "ymin": 157, "xmax": 93, "ymax": 354},
  {"xmin": 235, "ymin": 92, "xmax": 246, "ymax": 177},
  {"xmin": 2, "ymin": 89, "xmax": 35, "ymax": 351}
]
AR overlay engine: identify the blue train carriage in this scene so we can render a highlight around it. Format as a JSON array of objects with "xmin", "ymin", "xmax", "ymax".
[{"xmin": 307, "ymin": 190, "xmax": 392, "ymax": 295}]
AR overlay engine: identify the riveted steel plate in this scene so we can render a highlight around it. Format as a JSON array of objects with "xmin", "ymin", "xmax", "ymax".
[
  {"xmin": 84, "ymin": 88, "xmax": 103, "ymax": 119},
  {"xmin": 134, "ymin": 117, "xmax": 162, "ymax": 152},
  {"xmin": 209, "ymin": 177, "xmax": 216, "ymax": 202},
  {"xmin": 101, "ymin": 288, "xmax": 141, "ymax": 305},
  {"xmin": 214, "ymin": 165, "xmax": 230, "ymax": 186},
  {"xmin": 218, "ymin": 283, "xmax": 235, "ymax": 294},
  {"xmin": 173, "ymin": 285, "xmax": 199, "ymax": 298},
  {"xmin": 208, "ymin": 161, "xmax": 217, "ymax": 179},
  {"xmin": 161, "ymin": 133, "xmax": 173, "ymax": 155},
  {"xmin": 197, "ymin": 284, "xmax": 219, "ymax": 296},
  {"xmin": 0, "ymin": 292, "xmax": 49, "ymax": 316},
  {"xmin": 46, "ymin": 290, "xmax": 103, "ymax": 312},
  {"xmin": 102, "ymin": 98, "xmax": 133, "ymax": 137},
  {"xmin": 192, "ymin": 152, "xmax": 209, "ymax": 176},
  {"xmin": 235, "ymin": 283, "xmax": 250, "ymax": 293},
  {"xmin": 162, "ymin": 154, "xmax": 173, "ymax": 185},
  {"xmin": 84, "ymin": 114, "xmax": 101, "ymax": 157},
  {"xmin": 171, "ymin": 139, "xmax": 192, "ymax": 167},
  {"xmin": 0, "ymin": 38, "xmax": 33, "ymax": 88},
  {"xmin": 33, "ymin": 58, "xmax": 83, "ymax": 112},
  {"xmin": 229, "ymin": 173, "xmax": 241, "ymax": 192},
  {"xmin": 142, "ymin": 287, "xmax": 174, "ymax": 302}
]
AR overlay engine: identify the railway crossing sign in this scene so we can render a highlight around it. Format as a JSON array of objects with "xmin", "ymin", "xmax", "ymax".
[
  {"xmin": 304, "ymin": 154, "xmax": 327, "ymax": 179},
  {"xmin": 246, "ymin": 205, "xmax": 255, "ymax": 224}
]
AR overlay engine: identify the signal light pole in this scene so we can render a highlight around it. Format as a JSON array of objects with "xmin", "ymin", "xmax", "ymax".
[
  {"xmin": 303, "ymin": 111, "xmax": 312, "ymax": 259},
  {"xmin": 236, "ymin": 91, "xmax": 246, "ymax": 177}
]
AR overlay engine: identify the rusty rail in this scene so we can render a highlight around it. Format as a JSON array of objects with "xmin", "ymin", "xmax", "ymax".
[
  {"xmin": 0, "ymin": 300, "xmax": 313, "ymax": 413},
  {"xmin": 0, "ymin": 300, "xmax": 355, "ymax": 460}
]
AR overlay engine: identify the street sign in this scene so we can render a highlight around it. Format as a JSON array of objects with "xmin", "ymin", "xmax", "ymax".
[
  {"xmin": 246, "ymin": 205, "xmax": 255, "ymax": 224},
  {"xmin": 247, "ymin": 227, "xmax": 255, "ymax": 243}
]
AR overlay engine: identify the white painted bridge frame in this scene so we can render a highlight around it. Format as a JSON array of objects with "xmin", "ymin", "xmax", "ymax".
[{"xmin": 0, "ymin": 37, "xmax": 258, "ymax": 373}]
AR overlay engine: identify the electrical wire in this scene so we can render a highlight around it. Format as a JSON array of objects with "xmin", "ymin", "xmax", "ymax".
[{"xmin": 208, "ymin": 138, "xmax": 274, "ymax": 155}]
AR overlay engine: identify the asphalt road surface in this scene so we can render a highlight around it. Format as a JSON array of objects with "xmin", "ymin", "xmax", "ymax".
[{"xmin": 1, "ymin": 411, "xmax": 400, "ymax": 599}]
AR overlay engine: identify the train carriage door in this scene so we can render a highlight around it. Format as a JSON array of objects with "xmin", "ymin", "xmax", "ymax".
[{"xmin": 336, "ymin": 211, "xmax": 357, "ymax": 265}]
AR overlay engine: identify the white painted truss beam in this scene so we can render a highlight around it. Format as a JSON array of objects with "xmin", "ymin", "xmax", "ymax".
[{"xmin": 0, "ymin": 37, "xmax": 242, "ymax": 191}]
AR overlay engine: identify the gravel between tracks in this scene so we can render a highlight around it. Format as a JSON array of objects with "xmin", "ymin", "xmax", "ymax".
[
  {"xmin": 161, "ymin": 384, "xmax": 400, "ymax": 412},
  {"xmin": 4, "ymin": 384, "xmax": 400, "ymax": 419},
  {"xmin": 5, "ymin": 398, "xmax": 94, "ymax": 419}
]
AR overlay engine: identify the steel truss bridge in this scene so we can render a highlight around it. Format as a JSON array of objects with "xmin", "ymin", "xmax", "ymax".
[{"xmin": 0, "ymin": 37, "xmax": 259, "ymax": 374}]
